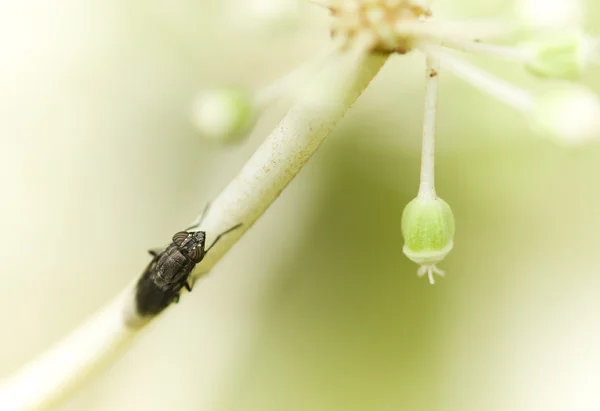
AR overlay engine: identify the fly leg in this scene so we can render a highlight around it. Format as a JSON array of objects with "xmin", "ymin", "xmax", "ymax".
[
  {"xmin": 185, "ymin": 202, "xmax": 211, "ymax": 231},
  {"xmin": 205, "ymin": 223, "xmax": 243, "ymax": 253}
]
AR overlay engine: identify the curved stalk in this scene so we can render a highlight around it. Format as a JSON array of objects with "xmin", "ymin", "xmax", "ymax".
[{"xmin": 0, "ymin": 52, "xmax": 388, "ymax": 411}]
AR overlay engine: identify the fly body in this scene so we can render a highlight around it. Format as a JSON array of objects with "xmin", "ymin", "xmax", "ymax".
[
  {"xmin": 153, "ymin": 231, "xmax": 206, "ymax": 287},
  {"xmin": 134, "ymin": 223, "xmax": 241, "ymax": 317}
]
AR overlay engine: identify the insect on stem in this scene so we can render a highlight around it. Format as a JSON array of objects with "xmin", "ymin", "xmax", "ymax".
[{"xmin": 133, "ymin": 221, "xmax": 242, "ymax": 318}]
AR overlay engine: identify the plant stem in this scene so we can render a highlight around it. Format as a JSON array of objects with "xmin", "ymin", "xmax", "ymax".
[
  {"xmin": 306, "ymin": 0, "xmax": 333, "ymax": 8},
  {"xmin": 423, "ymin": 45, "xmax": 535, "ymax": 112},
  {"xmin": 254, "ymin": 38, "xmax": 344, "ymax": 108},
  {"xmin": 418, "ymin": 55, "xmax": 440, "ymax": 200},
  {"xmin": 0, "ymin": 52, "xmax": 388, "ymax": 411},
  {"xmin": 441, "ymin": 38, "xmax": 530, "ymax": 63},
  {"xmin": 394, "ymin": 18, "xmax": 516, "ymax": 44},
  {"xmin": 0, "ymin": 289, "xmax": 138, "ymax": 411},
  {"xmin": 190, "ymin": 49, "xmax": 386, "ymax": 278}
]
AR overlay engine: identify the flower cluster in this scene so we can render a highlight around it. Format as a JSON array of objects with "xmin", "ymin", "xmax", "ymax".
[{"xmin": 190, "ymin": 0, "xmax": 599, "ymax": 283}]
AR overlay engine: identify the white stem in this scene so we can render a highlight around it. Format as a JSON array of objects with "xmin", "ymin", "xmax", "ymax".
[
  {"xmin": 0, "ymin": 53, "xmax": 388, "ymax": 411},
  {"xmin": 395, "ymin": 18, "xmax": 516, "ymax": 44},
  {"xmin": 254, "ymin": 38, "xmax": 345, "ymax": 108},
  {"xmin": 422, "ymin": 45, "xmax": 535, "ymax": 112},
  {"xmin": 441, "ymin": 38, "xmax": 531, "ymax": 63},
  {"xmin": 0, "ymin": 288, "xmax": 139, "ymax": 411},
  {"xmin": 306, "ymin": 0, "xmax": 333, "ymax": 8},
  {"xmin": 418, "ymin": 55, "xmax": 440, "ymax": 200},
  {"xmin": 191, "ymin": 47, "xmax": 385, "ymax": 277}
]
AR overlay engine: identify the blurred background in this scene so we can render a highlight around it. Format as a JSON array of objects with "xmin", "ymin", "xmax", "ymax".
[{"xmin": 1, "ymin": 0, "xmax": 600, "ymax": 410}]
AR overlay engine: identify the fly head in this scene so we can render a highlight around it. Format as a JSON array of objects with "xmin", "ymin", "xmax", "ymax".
[{"xmin": 172, "ymin": 230, "xmax": 206, "ymax": 263}]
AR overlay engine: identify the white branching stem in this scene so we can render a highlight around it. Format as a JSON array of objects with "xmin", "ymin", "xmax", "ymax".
[
  {"xmin": 423, "ymin": 46, "xmax": 535, "ymax": 112},
  {"xmin": 0, "ymin": 53, "xmax": 388, "ymax": 411},
  {"xmin": 418, "ymin": 55, "xmax": 440, "ymax": 200},
  {"xmin": 253, "ymin": 38, "xmax": 345, "ymax": 108},
  {"xmin": 190, "ymin": 51, "xmax": 386, "ymax": 280},
  {"xmin": 441, "ymin": 38, "xmax": 530, "ymax": 62}
]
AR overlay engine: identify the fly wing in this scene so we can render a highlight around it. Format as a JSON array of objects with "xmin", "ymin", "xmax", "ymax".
[
  {"xmin": 139, "ymin": 251, "xmax": 161, "ymax": 282},
  {"xmin": 155, "ymin": 246, "xmax": 194, "ymax": 284}
]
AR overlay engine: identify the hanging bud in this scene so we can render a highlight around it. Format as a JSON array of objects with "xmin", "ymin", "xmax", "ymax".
[
  {"xmin": 190, "ymin": 88, "xmax": 257, "ymax": 144},
  {"xmin": 524, "ymin": 31, "xmax": 596, "ymax": 79},
  {"xmin": 530, "ymin": 86, "xmax": 600, "ymax": 145},
  {"xmin": 401, "ymin": 196, "xmax": 455, "ymax": 284}
]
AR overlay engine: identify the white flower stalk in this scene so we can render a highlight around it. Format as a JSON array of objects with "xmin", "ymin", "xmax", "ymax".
[
  {"xmin": 257, "ymin": 36, "xmax": 348, "ymax": 107},
  {"xmin": 296, "ymin": 33, "xmax": 375, "ymax": 109},
  {"xmin": 394, "ymin": 18, "xmax": 516, "ymax": 44},
  {"xmin": 425, "ymin": 45, "xmax": 535, "ymax": 111},
  {"xmin": 401, "ymin": 56, "xmax": 455, "ymax": 285},
  {"xmin": 422, "ymin": 46, "xmax": 600, "ymax": 144},
  {"xmin": 418, "ymin": 55, "xmax": 440, "ymax": 201},
  {"xmin": 307, "ymin": 0, "xmax": 332, "ymax": 8},
  {"xmin": 441, "ymin": 32, "xmax": 599, "ymax": 80},
  {"xmin": 0, "ymin": 49, "xmax": 388, "ymax": 411},
  {"xmin": 440, "ymin": 38, "xmax": 531, "ymax": 62},
  {"xmin": 190, "ymin": 40, "xmax": 344, "ymax": 144}
]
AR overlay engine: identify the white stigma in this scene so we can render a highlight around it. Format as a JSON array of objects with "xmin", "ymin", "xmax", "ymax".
[{"xmin": 417, "ymin": 264, "xmax": 445, "ymax": 285}]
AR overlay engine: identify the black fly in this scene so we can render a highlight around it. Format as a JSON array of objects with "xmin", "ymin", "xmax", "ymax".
[{"xmin": 135, "ymin": 214, "xmax": 241, "ymax": 317}]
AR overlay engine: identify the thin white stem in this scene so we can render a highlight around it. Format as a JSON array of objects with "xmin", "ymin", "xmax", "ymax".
[
  {"xmin": 417, "ymin": 264, "xmax": 445, "ymax": 284},
  {"xmin": 306, "ymin": 0, "xmax": 333, "ymax": 8},
  {"xmin": 422, "ymin": 45, "xmax": 535, "ymax": 112},
  {"xmin": 191, "ymin": 42, "xmax": 384, "ymax": 277},
  {"xmin": 418, "ymin": 55, "xmax": 439, "ymax": 200},
  {"xmin": 295, "ymin": 33, "xmax": 376, "ymax": 108},
  {"xmin": 395, "ymin": 18, "xmax": 516, "ymax": 44},
  {"xmin": 254, "ymin": 37, "xmax": 345, "ymax": 108},
  {"xmin": 0, "ymin": 52, "xmax": 388, "ymax": 411},
  {"xmin": 441, "ymin": 38, "xmax": 531, "ymax": 63}
]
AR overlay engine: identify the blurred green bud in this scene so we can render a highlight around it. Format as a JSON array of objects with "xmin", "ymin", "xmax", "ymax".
[
  {"xmin": 530, "ymin": 86, "xmax": 600, "ymax": 145},
  {"xmin": 190, "ymin": 88, "xmax": 256, "ymax": 144},
  {"xmin": 524, "ymin": 31, "xmax": 594, "ymax": 79},
  {"xmin": 401, "ymin": 196, "xmax": 455, "ymax": 284}
]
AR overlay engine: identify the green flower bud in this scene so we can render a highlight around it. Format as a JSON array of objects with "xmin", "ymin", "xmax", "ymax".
[
  {"xmin": 530, "ymin": 85, "xmax": 600, "ymax": 145},
  {"xmin": 401, "ymin": 196, "xmax": 455, "ymax": 284},
  {"xmin": 524, "ymin": 31, "xmax": 594, "ymax": 79},
  {"xmin": 190, "ymin": 88, "xmax": 257, "ymax": 144}
]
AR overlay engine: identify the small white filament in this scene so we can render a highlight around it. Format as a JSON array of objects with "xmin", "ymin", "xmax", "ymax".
[
  {"xmin": 418, "ymin": 54, "xmax": 440, "ymax": 200},
  {"xmin": 417, "ymin": 264, "xmax": 445, "ymax": 284},
  {"xmin": 441, "ymin": 38, "xmax": 531, "ymax": 63},
  {"xmin": 422, "ymin": 45, "xmax": 535, "ymax": 112}
]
